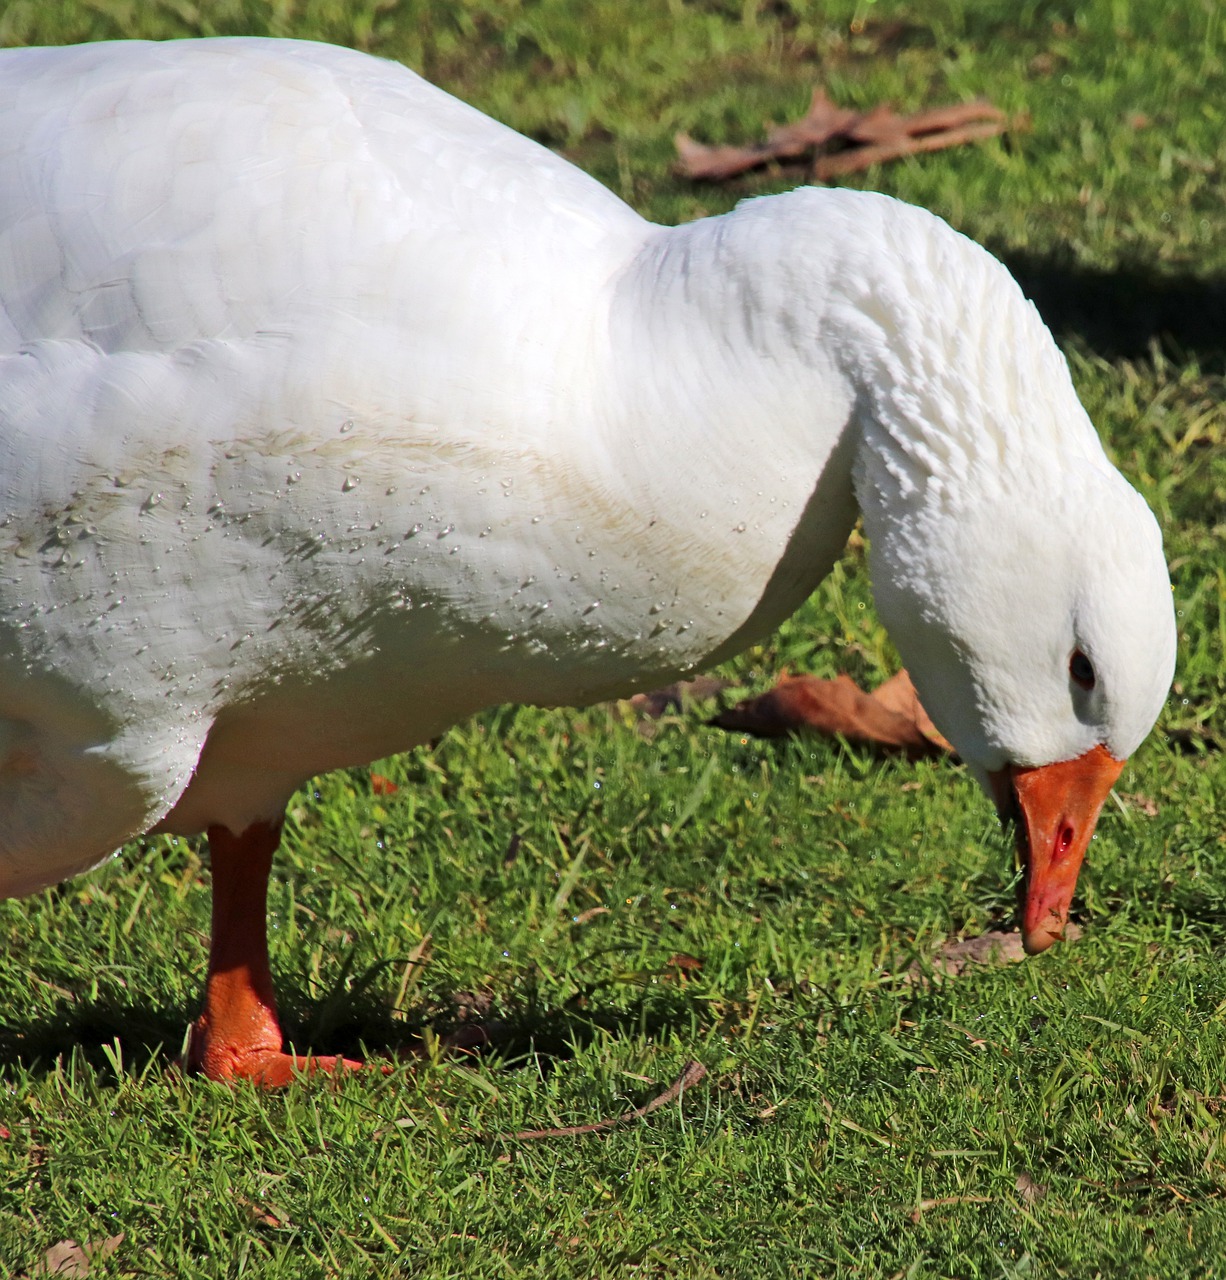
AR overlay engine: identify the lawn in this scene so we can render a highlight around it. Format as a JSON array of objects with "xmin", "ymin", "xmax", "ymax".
[{"xmin": 0, "ymin": 1, "xmax": 1224, "ymax": 1276}]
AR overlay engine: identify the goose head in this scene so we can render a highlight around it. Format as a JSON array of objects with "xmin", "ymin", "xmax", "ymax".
[
  {"xmin": 867, "ymin": 462, "xmax": 1175, "ymax": 952},
  {"xmin": 818, "ymin": 191, "xmax": 1177, "ymax": 951}
]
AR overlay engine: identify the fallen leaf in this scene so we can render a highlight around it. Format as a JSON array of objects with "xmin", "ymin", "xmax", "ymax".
[
  {"xmin": 914, "ymin": 924, "xmax": 1083, "ymax": 979},
  {"xmin": 661, "ymin": 953, "xmax": 703, "ymax": 986},
  {"xmin": 935, "ymin": 930, "xmax": 1025, "ymax": 970},
  {"xmin": 764, "ymin": 88, "xmax": 860, "ymax": 155},
  {"xmin": 1016, "ymin": 1171, "xmax": 1048, "ymax": 1205},
  {"xmin": 1117, "ymin": 791, "xmax": 1159, "ymax": 816},
  {"xmin": 448, "ymin": 987, "xmax": 494, "ymax": 1019},
  {"xmin": 674, "ymin": 133, "xmax": 773, "ymax": 182},
  {"xmin": 814, "ymin": 119, "xmax": 1006, "ymax": 180},
  {"xmin": 627, "ymin": 675, "xmax": 730, "ymax": 720},
  {"xmin": 677, "ymin": 87, "xmax": 1006, "ymax": 182},
  {"xmin": 710, "ymin": 669, "xmax": 951, "ymax": 759},
  {"xmin": 369, "ymin": 772, "xmax": 399, "ymax": 796},
  {"xmin": 868, "ymin": 670, "xmax": 954, "ymax": 751},
  {"xmin": 35, "ymin": 1235, "xmax": 123, "ymax": 1278},
  {"xmin": 237, "ymin": 1195, "xmax": 289, "ymax": 1228},
  {"xmin": 846, "ymin": 101, "xmax": 912, "ymax": 145}
]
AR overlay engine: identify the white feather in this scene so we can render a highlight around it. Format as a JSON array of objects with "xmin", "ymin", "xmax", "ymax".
[{"xmin": 0, "ymin": 38, "xmax": 1175, "ymax": 895}]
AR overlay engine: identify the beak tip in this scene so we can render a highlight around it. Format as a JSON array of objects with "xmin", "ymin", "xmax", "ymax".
[
  {"xmin": 1009, "ymin": 744, "xmax": 1125, "ymax": 959},
  {"xmin": 1022, "ymin": 926, "xmax": 1062, "ymax": 956}
]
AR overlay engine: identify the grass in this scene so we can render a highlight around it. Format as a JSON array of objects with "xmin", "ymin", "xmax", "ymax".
[{"xmin": 0, "ymin": 0, "xmax": 1224, "ymax": 1275}]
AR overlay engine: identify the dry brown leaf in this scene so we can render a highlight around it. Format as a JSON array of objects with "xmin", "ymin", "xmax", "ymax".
[
  {"xmin": 846, "ymin": 102, "xmax": 912, "ymax": 145},
  {"xmin": 1118, "ymin": 791, "xmax": 1159, "ymax": 816},
  {"xmin": 933, "ymin": 930, "xmax": 1026, "ymax": 972},
  {"xmin": 755, "ymin": 1100, "xmax": 787, "ymax": 1121},
  {"xmin": 863, "ymin": 99, "xmax": 1004, "ymax": 140},
  {"xmin": 710, "ymin": 669, "xmax": 950, "ymax": 759},
  {"xmin": 677, "ymin": 87, "xmax": 1006, "ymax": 182},
  {"xmin": 1016, "ymin": 1171, "xmax": 1048, "ymax": 1205},
  {"xmin": 34, "ymin": 1235, "xmax": 123, "ymax": 1278},
  {"xmin": 764, "ymin": 87, "xmax": 860, "ymax": 154},
  {"xmin": 237, "ymin": 1195, "xmax": 289, "ymax": 1228},
  {"xmin": 674, "ymin": 133, "xmax": 773, "ymax": 182},
  {"xmin": 868, "ymin": 670, "xmax": 954, "ymax": 752},
  {"xmin": 627, "ymin": 675, "xmax": 730, "ymax": 720},
  {"xmin": 813, "ymin": 120, "xmax": 1007, "ymax": 180},
  {"xmin": 916, "ymin": 924, "xmax": 1083, "ymax": 979}
]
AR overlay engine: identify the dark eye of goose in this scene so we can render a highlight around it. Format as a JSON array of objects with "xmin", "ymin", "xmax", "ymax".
[{"xmin": 1070, "ymin": 649, "xmax": 1096, "ymax": 690}]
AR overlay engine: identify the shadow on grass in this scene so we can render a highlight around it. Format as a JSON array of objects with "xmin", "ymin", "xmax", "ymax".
[
  {"xmin": 0, "ymin": 997, "xmax": 187, "ymax": 1080},
  {"xmin": 0, "ymin": 981, "xmax": 697, "ymax": 1083},
  {"xmin": 998, "ymin": 247, "xmax": 1226, "ymax": 365}
]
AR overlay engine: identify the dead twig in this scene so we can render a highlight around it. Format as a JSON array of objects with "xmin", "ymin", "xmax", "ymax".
[
  {"xmin": 910, "ymin": 1195, "xmax": 992, "ymax": 1222},
  {"xmin": 496, "ymin": 1060, "xmax": 708, "ymax": 1141}
]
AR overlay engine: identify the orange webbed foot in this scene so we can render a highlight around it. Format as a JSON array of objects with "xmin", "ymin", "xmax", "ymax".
[
  {"xmin": 188, "ymin": 1038, "xmax": 378, "ymax": 1086},
  {"xmin": 186, "ymin": 1026, "xmax": 490, "ymax": 1085},
  {"xmin": 190, "ymin": 820, "xmax": 387, "ymax": 1087},
  {"xmin": 191, "ymin": 819, "xmax": 492, "ymax": 1087}
]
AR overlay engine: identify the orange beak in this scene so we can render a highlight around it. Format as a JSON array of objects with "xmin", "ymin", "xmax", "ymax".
[{"xmin": 988, "ymin": 743, "xmax": 1125, "ymax": 955}]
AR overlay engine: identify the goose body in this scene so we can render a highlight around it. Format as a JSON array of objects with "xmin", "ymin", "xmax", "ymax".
[{"xmin": 0, "ymin": 39, "xmax": 1175, "ymax": 1079}]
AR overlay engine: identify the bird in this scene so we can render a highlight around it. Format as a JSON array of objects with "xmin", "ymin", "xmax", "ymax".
[{"xmin": 0, "ymin": 37, "xmax": 1176, "ymax": 1084}]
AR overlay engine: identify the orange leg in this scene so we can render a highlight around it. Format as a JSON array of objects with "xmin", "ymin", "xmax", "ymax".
[{"xmin": 187, "ymin": 819, "xmax": 366, "ymax": 1086}]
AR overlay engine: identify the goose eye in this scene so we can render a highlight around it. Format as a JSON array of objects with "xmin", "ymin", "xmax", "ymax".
[{"xmin": 1070, "ymin": 650, "xmax": 1095, "ymax": 690}]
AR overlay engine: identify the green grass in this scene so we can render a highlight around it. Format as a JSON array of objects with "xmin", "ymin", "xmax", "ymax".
[{"xmin": 1, "ymin": 1, "xmax": 1225, "ymax": 1276}]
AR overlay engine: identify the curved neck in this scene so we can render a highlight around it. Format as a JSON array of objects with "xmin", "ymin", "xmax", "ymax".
[
  {"xmin": 600, "ymin": 207, "xmax": 863, "ymax": 656},
  {"xmin": 609, "ymin": 187, "xmax": 1105, "ymax": 516},
  {"xmin": 601, "ymin": 186, "xmax": 1115, "ymax": 664},
  {"xmin": 807, "ymin": 193, "xmax": 1106, "ymax": 526}
]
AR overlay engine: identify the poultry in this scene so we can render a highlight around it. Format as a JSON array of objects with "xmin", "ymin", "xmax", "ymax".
[{"xmin": 0, "ymin": 38, "xmax": 1176, "ymax": 1083}]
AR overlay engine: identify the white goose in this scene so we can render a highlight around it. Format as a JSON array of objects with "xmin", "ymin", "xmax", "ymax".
[{"xmin": 0, "ymin": 38, "xmax": 1175, "ymax": 1083}]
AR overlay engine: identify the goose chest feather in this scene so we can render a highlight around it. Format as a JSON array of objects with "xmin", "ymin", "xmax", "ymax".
[{"xmin": 0, "ymin": 38, "xmax": 1175, "ymax": 1079}]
